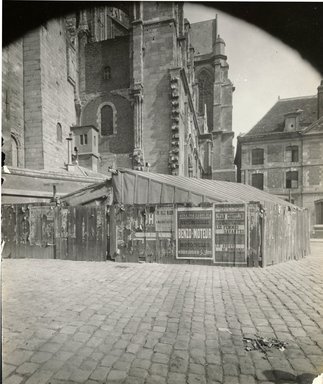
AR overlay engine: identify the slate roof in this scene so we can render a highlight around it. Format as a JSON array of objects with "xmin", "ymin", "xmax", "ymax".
[
  {"xmin": 190, "ymin": 19, "xmax": 214, "ymax": 56},
  {"xmin": 246, "ymin": 95, "xmax": 318, "ymax": 137}
]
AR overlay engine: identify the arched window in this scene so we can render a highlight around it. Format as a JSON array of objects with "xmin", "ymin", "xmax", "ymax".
[
  {"xmin": 103, "ymin": 66, "xmax": 111, "ymax": 80},
  {"xmin": 197, "ymin": 70, "xmax": 213, "ymax": 129},
  {"xmin": 11, "ymin": 135, "xmax": 18, "ymax": 167},
  {"xmin": 100, "ymin": 104, "xmax": 115, "ymax": 136},
  {"xmin": 56, "ymin": 123, "xmax": 62, "ymax": 142}
]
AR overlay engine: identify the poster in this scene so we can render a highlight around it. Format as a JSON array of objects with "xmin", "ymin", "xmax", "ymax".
[
  {"xmin": 133, "ymin": 206, "xmax": 175, "ymax": 239},
  {"xmin": 176, "ymin": 207, "xmax": 213, "ymax": 260},
  {"xmin": 155, "ymin": 206, "xmax": 174, "ymax": 233},
  {"xmin": 214, "ymin": 204, "xmax": 247, "ymax": 265}
]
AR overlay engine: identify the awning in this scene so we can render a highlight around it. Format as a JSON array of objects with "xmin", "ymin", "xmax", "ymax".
[
  {"xmin": 112, "ymin": 168, "xmax": 297, "ymax": 208},
  {"xmin": 2, "ymin": 166, "xmax": 107, "ymax": 204}
]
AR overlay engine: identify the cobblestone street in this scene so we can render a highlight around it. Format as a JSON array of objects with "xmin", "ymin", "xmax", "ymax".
[{"xmin": 2, "ymin": 242, "xmax": 323, "ymax": 384}]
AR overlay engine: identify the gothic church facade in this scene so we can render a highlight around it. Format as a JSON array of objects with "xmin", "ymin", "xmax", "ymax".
[{"xmin": 2, "ymin": 2, "xmax": 235, "ymax": 181}]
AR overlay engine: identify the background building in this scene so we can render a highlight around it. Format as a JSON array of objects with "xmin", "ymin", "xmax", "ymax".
[
  {"xmin": 2, "ymin": 2, "xmax": 236, "ymax": 185},
  {"xmin": 235, "ymin": 82, "xmax": 323, "ymax": 236}
]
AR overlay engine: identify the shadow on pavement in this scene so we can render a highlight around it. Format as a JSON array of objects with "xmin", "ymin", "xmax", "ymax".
[{"xmin": 263, "ymin": 370, "xmax": 316, "ymax": 383}]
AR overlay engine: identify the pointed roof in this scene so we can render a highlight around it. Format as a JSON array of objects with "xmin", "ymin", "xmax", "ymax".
[
  {"xmin": 245, "ymin": 95, "xmax": 317, "ymax": 137},
  {"xmin": 190, "ymin": 19, "xmax": 216, "ymax": 56}
]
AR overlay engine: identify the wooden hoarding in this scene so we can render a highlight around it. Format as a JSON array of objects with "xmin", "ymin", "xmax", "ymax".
[
  {"xmin": 2, "ymin": 204, "xmax": 107, "ymax": 261},
  {"xmin": 214, "ymin": 203, "xmax": 247, "ymax": 266},
  {"xmin": 176, "ymin": 207, "xmax": 214, "ymax": 260}
]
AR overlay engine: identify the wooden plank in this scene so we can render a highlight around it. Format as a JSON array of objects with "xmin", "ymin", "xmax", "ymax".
[
  {"xmin": 88, "ymin": 207, "xmax": 97, "ymax": 261},
  {"xmin": 247, "ymin": 203, "xmax": 260, "ymax": 267},
  {"xmin": 67, "ymin": 207, "xmax": 74, "ymax": 261}
]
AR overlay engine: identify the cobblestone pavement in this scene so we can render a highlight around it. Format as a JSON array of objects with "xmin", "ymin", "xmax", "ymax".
[{"xmin": 2, "ymin": 242, "xmax": 323, "ymax": 384}]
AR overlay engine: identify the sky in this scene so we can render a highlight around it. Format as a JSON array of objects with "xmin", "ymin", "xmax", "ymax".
[{"xmin": 184, "ymin": 3, "xmax": 322, "ymax": 145}]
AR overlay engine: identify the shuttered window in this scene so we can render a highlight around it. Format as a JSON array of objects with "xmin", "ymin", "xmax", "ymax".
[
  {"xmin": 286, "ymin": 171, "xmax": 298, "ymax": 189},
  {"xmin": 252, "ymin": 173, "xmax": 264, "ymax": 190},
  {"xmin": 286, "ymin": 146, "xmax": 299, "ymax": 162},
  {"xmin": 252, "ymin": 148, "xmax": 264, "ymax": 165}
]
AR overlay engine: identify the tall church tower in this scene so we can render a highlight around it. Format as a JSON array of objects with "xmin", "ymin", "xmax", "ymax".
[
  {"xmin": 2, "ymin": 3, "xmax": 236, "ymax": 181},
  {"xmin": 191, "ymin": 18, "xmax": 236, "ymax": 181}
]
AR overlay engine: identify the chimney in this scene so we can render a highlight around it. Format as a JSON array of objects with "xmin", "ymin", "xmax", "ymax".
[{"xmin": 318, "ymin": 80, "xmax": 323, "ymax": 119}]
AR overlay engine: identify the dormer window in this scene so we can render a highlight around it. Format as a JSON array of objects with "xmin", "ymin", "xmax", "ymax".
[
  {"xmin": 285, "ymin": 117, "xmax": 297, "ymax": 131},
  {"xmin": 284, "ymin": 109, "xmax": 302, "ymax": 132}
]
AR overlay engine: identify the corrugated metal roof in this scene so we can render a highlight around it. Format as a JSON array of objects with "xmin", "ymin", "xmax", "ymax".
[{"xmin": 114, "ymin": 168, "xmax": 297, "ymax": 208}]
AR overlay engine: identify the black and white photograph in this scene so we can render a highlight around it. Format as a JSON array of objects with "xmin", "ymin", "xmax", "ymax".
[{"xmin": 1, "ymin": 2, "xmax": 323, "ymax": 383}]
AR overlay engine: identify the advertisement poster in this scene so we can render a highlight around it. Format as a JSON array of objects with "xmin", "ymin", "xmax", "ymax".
[
  {"xmin": 214, "ymin": 204, "xmax": 247, "ymax": 265},
  {"xmin": 176, "ymin": 207, "xmax": 213, "ymax": 260}
]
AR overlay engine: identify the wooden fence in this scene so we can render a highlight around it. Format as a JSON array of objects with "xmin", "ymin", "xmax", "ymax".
[
  {"xmin": 262, "ymin": 202, "xmax": 310, "ymax": 267},
  {"xmin": 2, "ymin": 201, "xmax": 310, "ymax": 267},
  {"xmin": 2, "ymin": 204, "xmax": 107, "ymax": 261},
  {"xmin": 111, "ymin": 202, "xmax": 310, "ymax": 267}
]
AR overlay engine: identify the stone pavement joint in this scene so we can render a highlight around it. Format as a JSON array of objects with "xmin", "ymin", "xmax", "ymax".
[{"xmin": 2, "ymin": 242, "xmax": 323, "ymax": 383}]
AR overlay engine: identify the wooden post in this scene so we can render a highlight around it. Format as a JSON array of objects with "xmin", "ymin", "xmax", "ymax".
[
  {"xmin": 261, "ymin": 206, "xmax": 266, "ymax": 267},
  {"xmin": 109, "ymin": 205, "xmax": 117, "ymax": 259}
]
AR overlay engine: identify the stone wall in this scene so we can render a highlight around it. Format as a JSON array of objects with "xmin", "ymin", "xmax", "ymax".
[
  {"xmin": 23, "ymin": 29, "xmax": 44, "ymax": 169},
  {"xmin": 239, "ymin": 135, "xmax": 323, "ymax": 223},
  {"xmin": 141, "ymin": 13, "xmax": 177, "ymax": 174},
  {"xmin": 84, "ymin": 37, "xmax": 130, "ymax": 94},
  {"xmin": 40, "ymin": 20, "xmax": 77, "ymax": 170},
  {"xmin": 2, "ymin": 39, "xmax": 25, "ymax": 167},
  {"xmin": 82, "ymin": 94, "xmax": 133, "ymax": 155},
  {"xmin": 240, "ymin": 138, "xmax": 303, "ymax": 198},
  {"xmin": 82, "ymin": 36, "xmax": 133, "ymax": 170},
  {"xmin": 303, "ymin": 137, "xmax": 323, "ymax": 194},
  {"xmin": 2, "ymin": 4, "xmax": 237, "ymax": 181}
]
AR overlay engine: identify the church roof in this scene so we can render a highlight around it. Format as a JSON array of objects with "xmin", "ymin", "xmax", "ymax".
[
  {"xmin": 245, "ymin": 95, "xmax": 318, "ymax": 137},
  {"xmin": 190, "ymin": 19, "xmax": 215, "ymax": 56}
]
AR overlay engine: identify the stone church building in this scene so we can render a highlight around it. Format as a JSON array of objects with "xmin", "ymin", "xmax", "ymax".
[{"xmin": 2, "ymin": 2, "xmax": 236, "ymax": 184}]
